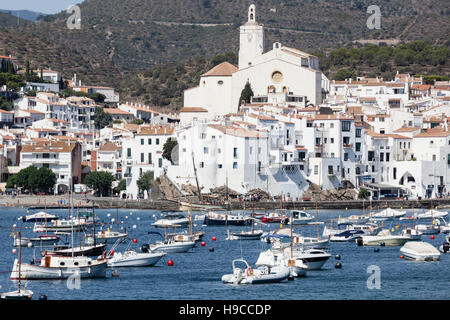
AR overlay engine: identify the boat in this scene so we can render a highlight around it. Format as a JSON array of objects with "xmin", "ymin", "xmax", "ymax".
[
  {"xmin": 3, "ymin": 231, "xmax": 34, "ymax": 300},
  {"xmin": 287, "ymin": 210, "xmax": 314, "ymax": 225},
  {"xmin": 401, "ymin": 228, "xmax": 423, "ymax": 240},
  {"xmin": 439, "ymin": 235, "xmax": 450, "ymax": 253},
  {"xmin": 356, "ymin": 229, "xmax": 410, "ymax": 246},
  {"xmin": 400, "ymin": 241, "xmax": 440, "ymax": 261},
  {"xmin": 255, "ymin": 248, "xmax": 308, "ymax": 278},
  {"xmin": 221, "ymin": 259, "xmax": 290, "ymax": 284},
  {"xmin": 337, "ymin": 214, "xmax": 370, "ymax": 226},
  {"xmin": 147, "ymin": 231, "xmax": 195, "ymax": 253},
  {"xmin": 46, "ymin": 243, "xmax": 107, "ymax": 257},
  {"xmin": 203, "ymin": 211, "xmax": 252, "ymax": 226},
  {"xmin": 10, "ymin": 255, "xmax": 107, "ymax": 280},
  {"xmin": 330, "ymin": 230, "xmax": 366, "ymax": 242},
  {"xmin": 106, "ymin": 240, "xmax": 166, "ymax": 267},
  {"xmin": 416, "ymin": 209, "xmax": 448, "ymax": 220},
  {"xmin": 371, "ymin": 208, "xmax": 406, "ymax": 220},
  {"xmin": 33, "ymin": 217, "xmax": 93, "ymax": 233},
  {"xmin": 13, "ymin": 234, "xmax": 60, "ymax": 247},
  {"xmin": 21, "ymin": 211, "xmax": 58, "ymax": 223},
  {"xmin": 260, "ymin": 210, "xmax": 289, "ymax": 224},
  {"xmin": 88, "ymin": 229, "xmax": 128, "ymax": 244},
  {"xmin": 415, "ymin": 223, "xmax": 440, "ymax": 235},
  {"xmin": 226, "ymin": 229, "xmax": 263, "ymax": 240},
  {"xmin": 152, "ymin": 213, "xmax": 190, "ymax": 228},
  {"xmin": 179, "ymin": 201, "xmax": 223, "ymax": 212}
]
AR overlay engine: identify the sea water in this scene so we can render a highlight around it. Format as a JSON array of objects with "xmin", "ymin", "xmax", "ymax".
[{"xmin": 0, "ymin": 207, "xmax": 449, "ymax": 300}]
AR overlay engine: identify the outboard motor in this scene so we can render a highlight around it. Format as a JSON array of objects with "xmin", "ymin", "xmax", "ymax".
[
  {"xmin": 442, "ymin": 243, "xmax": 450, "ymax": 253},
  {"xmin": 140, "ymin": 243, "xmax": 150, "ymax": 253},
  {"xmin": 356, "ymin": 237, "xmax": 363, "ymax": 246}
]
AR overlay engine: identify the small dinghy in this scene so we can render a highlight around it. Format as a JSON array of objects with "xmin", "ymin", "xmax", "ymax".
[
  {"xmin": 21, "ymin": 211, "xmax": 59, "ymax": 223},
  {"xmin": 226, "ymin": 229, "xmax": 263, "ymax": 240},
  {"xmin": 221, "ymin": 259, "xmax": 290, "ymax": 285},
  {"xmin": 0, "ymin": 289, "xmax": 33, "ymax": 300},
  {"xmin": 400, "ymin": 241, "xmax": 440, "ymax": 261},
  {"xmin": 152, "ymin": 213, "xmax": 189, "ymax": 228}
]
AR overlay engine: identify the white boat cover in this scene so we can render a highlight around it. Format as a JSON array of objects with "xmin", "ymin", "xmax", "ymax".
[
  {"xmin": 375, "ymin": 208, "xmax": 405, "ymax": 217},
  {"xmin": 401, "ymin": 241, "xmax": 439, "ymax": 254}
]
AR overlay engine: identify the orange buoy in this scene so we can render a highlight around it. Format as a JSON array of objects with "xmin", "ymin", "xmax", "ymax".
[
  {"xmin": 133, "ymin": 239, "xmax": 138, "ymax": 243},
  {"xmin": 400, "ymin": 255, "xmax": 404, "ymax": 259}
]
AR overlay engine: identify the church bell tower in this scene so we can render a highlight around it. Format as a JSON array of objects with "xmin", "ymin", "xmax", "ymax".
[{"xmin": 238, "ymin": 4, "xmax": 264, "ymax": 70}]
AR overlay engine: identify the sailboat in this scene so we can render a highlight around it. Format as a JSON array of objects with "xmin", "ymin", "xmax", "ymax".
[
  {"xmin": 226, "ymin": 208, "xmax": 263, "ymax": 240},
  {"xmin": 2, "ymin": 232, "xmax": 33, "ymax": 300},
  {"xmin": 10, "ymin": 182, "xmax": 107, "ymax": 280}
]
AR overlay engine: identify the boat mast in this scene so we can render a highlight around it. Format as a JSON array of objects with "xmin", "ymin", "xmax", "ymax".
[
  {"xmin": 78, "ymin": 205, "xmax": 82, "ymax": 250},
  {"xmin": 192, "ymin": 152, "xmax": 202, "ymax": 203},
  {"xmin": 18, "ymin": 231, "xmax": 22, "ymax": 293},
  {"xmin": 316, "ymin": 200, "xmax": 319, "ymax": 240},
  {"xmin": 116, "ymin": 207, "xmax": 119, "ymax": 233},
  {"xmin": 92, "ymin": 201, "xmax": 96, "ymax": 247},
  {"xmin": 71, "ymin": 180, "xmax": 74, "ymax": 258}
]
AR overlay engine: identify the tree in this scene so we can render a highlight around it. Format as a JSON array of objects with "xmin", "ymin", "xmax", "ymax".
[
  {"xmin": 28, "ymin": 167, "xmax": 57, "ymax": 193},
  {"xmin": 238, "ymin": 81, "xmax": 254, "ymax": 110},
  {"xmin": 137, "ymin": 171, "xmax": 154, "ymax": 194},
  {"xmin": 162, "ymin": 138, "xmax": 178, "ymax": 164},
  {"xmin": 94, "ymin": 106, "xmax": 112, "ymax": 129},
  {"xmin": 358, "ymin": 188, "xmax": 370, "ymax": 200},
  {"xmin": 83, "ymin": 171, "xmax": 115, "ymax": 197},
  {"xmin": 333, "ymin": 68, "xmax": 356, "ymax": 81},
  {"xmin": 113, "ymin": 179, "xmax": 126, "ymax": 195}
]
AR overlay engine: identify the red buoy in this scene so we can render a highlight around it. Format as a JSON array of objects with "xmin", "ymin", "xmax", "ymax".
[
  {"xmin": 109, "ymin": 250, "xmax": 115, "ymax": 255},
  {"xmin": 212, "ymin": 237, "xmax": 216, "ymax": 241},
  {"xmin": 133, "ymin": 239, "xmax": 138, "ymax": 243},
  {"xmin": 201, "ymin": 242, "xmax": 206, "ymax": 247},
  {"xmin": 430, "ymin": 235, "xmax": 435, "ymax": 240},
  {"xmin": 400, "ymin": 255, "xmax": 404, "ymax": 259},
  {"xmin": 168, "ymin": 259, "xmax": 174, "ymax": 266}
]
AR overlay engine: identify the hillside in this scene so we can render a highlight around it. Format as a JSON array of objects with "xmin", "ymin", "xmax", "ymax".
[
  {"xmin": 0, "ymin": 9, "xmax": 47, "ymax": 22},
  {"xmin": 0, "ymin": 0, "xmax": 448, "ymax": 108}
]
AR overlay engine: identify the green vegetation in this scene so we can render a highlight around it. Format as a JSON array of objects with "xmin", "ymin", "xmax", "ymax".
[
  {"xmin": 162, "ymin": 138, "xmax": 178, "ymax": 164},
  {"xmin": 238, "ymin": 81, "xmax": 254, "ymax": 109},
  {"xmin": 130, "ymin": 119, "xmax": 144, "ymax": 125},
  {"xmin": 94, "ymin": 106, "xmax": 112, "ymax": 130},
  {"xmin": 113, "ymin": 179, "xmax": 126, "ymax": 195},
  {"xmin": 137, "ymin": 171, "xmax": 154, "ymax": 194},
  {"xmin": 7, "ymin": 166, "xmax": 56, "ymax": 194},
  {"xmin": 358, "ymin": 188, "xmax": 370, "ymax": 200},
  {"xmin": 83, "ymin": 171, "xmax": 115, "ymax": 197},
  {"xmin": 59, "ymin": 89, "xmax": 106, "ymax": 103}
]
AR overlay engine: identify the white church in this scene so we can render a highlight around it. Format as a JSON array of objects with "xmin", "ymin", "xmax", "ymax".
[{"xmin": 182, "ymin": 4, "xmax": 329, "ymax": 123}]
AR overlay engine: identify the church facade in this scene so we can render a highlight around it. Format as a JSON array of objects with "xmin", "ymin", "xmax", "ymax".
[{"xmin": 183, "ymin": 4, "xmax": 329, "ymax": 120}]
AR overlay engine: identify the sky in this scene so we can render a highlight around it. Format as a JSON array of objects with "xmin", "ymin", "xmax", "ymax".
[{"xmin": 0, "ymin": 0, "xmax": 85, "ymax": 14}]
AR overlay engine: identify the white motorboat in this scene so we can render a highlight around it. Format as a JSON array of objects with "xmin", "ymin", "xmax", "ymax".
[
  {"xmin": 152, "ymin": 213, "xmax": 190, "ymax": 228},
  {"xmin": 221, "ymin": 259, "xmax": 290, "ymax": 284},
  {"xmin": 371, "ymin": 208, "xmax": 406, "ymax": 220},
  {"xmin": 288, "ymin": 210, "xmax": 314, "ymax": 225},
  {"xmin": 400, "ymin": 241, "xmax": 440, "ymax": 261},
  {"xmin": 10, "ymin": 255, "xmax": 107, "ymax": 280},
  {"xmin": 416, "ymin": 209, "xmax": 448, "ymax": 220},
  {"xmin": 147, "ymin": 232, "xmax": 195, "ymax": 253},
  {"xmin": 255, "ymin": 248, "xmax": 308, "ymax": 278},
  {"xmin": 90, "ymin": 229, "xmax": 128, "ymax": 243},
  {"xmin": 330, "ymin": 230, "xmax": 365, "ymax": 242},
  {"xmin": 106, "ymin": 240, "xmax": 166, "ymax": 267},
  {"xmin": 356, "ymin": 229, "xmax": 410, "ymax": 246},
  {"xmin": 33, "ymin": 217, "xmax": 93, "ymax": 233},
  {"xmin": 21, "ymin": 211, "xmax": 59, "ymax": 223},
  {"xmin": 168, "ymin": 231, "xmax": 205, "ymax": 242},
  {"xmin": 323, "ymin": 223, "xmax": 380, "ymax": 238},
  {"xmin": 204, "ymin": 211, "xmax": 252, "ymax": 226},
  {"xmin": 266, "ymin": 228, "xmax": 329, "ymax": 248},
  {"xmin": 401, "ymin": 228, "xmax": 423, "ymax": 240},
  {"xmin": 337, "ymin": 214, "xmax": 370, "ymax": 225},
  {"xmin": 415, "ymin": 223, "xmax": 440, "ymax": 235}
]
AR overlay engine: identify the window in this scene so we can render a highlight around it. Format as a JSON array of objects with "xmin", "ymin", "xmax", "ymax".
[
  {"xmin": 158, "ymin": 158, "xmax": 162, "ymax": 168},
  {"xmin": 433, "ymin": 155, "xmax": 436, "ymax": 161},
  {"xmin": 249, "ymin": 147, "xmax": 253, "ymax": 154},
  {"xmin": 356, "ymin": 167, "xmax": 361, "ymax": 175},
  {"xmin": 330, "ymin": 123, "xmax": 334, "ymax": 129},
  {"xmin": 148, "ymin": 138, "xmax": 152, "ymax": 145},
  {"xmin": 355, "ymin": 128, "xmax": 361, "ymax": 137},
  {"xmin": 233, "ymin": 148, "xmax": 238, "ymax": 158},
  {"xmin": 148, "ymin": 153, "xmax": 152, "ymax": 164},
  {"xmin": 324, "ymin": 138, "xmax": 327, "ymax": 144},
  {"xmin": 314, "ymin": 165, "xmax": 318, "ymax": 175},
  {"xmin": 342, "ymin": 121, "xmax": 351, "ymax": 132},
  {"xmin": 141, "ymin": 153, "xmax": 144, "ymax": 163},
  {"xmin": 200, "ymin": 162, "xmax": 204, "ymax": 168},
  {"xmin": 328, "ymin": 165, "xmax": 333, "ymax": 174},
  {"xmin": 258, "ymin": 147, "xmax": 261, "ymax": 154},
  {"xmin": 156, "ymin": 139, "xmax": 160, "ymax": 145},
  {"xmin": 368, "ymin": 151, "xmax": 375, "ymax": 161},
  {"xmin": 393, "ymin": 167, "xmax": 397, "ymax": 179},
  {"xmin": 233, "ymin": 162, "xmax": 238, "ymax": 169},
  {"xmin": 315, "ymin": 138, "xmax": 321, "ymax": 145},
  {"xmin": 218, "ymin": 164, "xmax": 222, "ymax": 169},
  {"xmin": 201, "ymin": 133, "xmax": 206, "ymax": 139},
  {"xmin": 330, "ymin": 138, "xmax": 334, "ymax": 144},
  {"xmin": 380, "ymin": 153, "xmax": 384, "ymax": 162},
  {"xmin": 204, "ymin": 147, "xmax": 208, "ymax": 154},
  {"xmin": 141, "ymin": 139, "xmax": 144, "ymax": 145},
  {"xmin": 386, "ymin": 153, "xmax": 390, "ymax": 162},
  {"xmin": 217, "ymin": 148, "xmax": 221, "ymax": 154},
  {"xmin": 344, "ymin": 153, "xmax": 349, "ymax": 161},
  {"xmin": 343, "ymin": 137, "xmax": 350, "ymax": 145},
  {"xmin": 355, "ymin": 142, "xmax": 361, "ymax": 152},
  {"xmin": 127, "ymin": 148, "xmax": 131, "ymax": 158}
]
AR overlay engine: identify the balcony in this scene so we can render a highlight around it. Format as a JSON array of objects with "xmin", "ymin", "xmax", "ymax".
[{"xmin": 343, "ymin": 144, "xmax": 353, "ymax": 149}]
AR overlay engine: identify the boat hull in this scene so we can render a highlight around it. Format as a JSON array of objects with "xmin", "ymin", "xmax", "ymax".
[
  {"xmin": 107, "ymin": 252, "xmax": 166, "ymax": 267},
  {"xmin": 357, "ymin": 236, "xmax": 409, "ymax": 246},
  {"xmin": 204, "ymin": 216, "xmax": 251, "ymax": 226},
  {"xmin": 150, "ymin": 241, "xmax": 195, "ymax": 253}
]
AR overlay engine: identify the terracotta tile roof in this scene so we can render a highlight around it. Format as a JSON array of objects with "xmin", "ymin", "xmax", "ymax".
[
  {"xmin": 22, "ymin": 141, "xmax": 78, "ymax": 153},
  {"xmin": 104, "ymin": 108, "xmax": 133, "ymax": 115},
  {"xmin": 367, "ymin": 131, "xmax": 411, "ymax": 139},
  {"xmin": 208, "ymin": 124, "xmax": 267, "ymax": 139},
  {"xmin": 137, "ymin": 126, "xmax": 175, "ymax": 136},
  {"xmin": 393, "ymin": 127, "xmax": 420, "ymax": 133},
  {"xmin": 414, "ymin": 128, "xmax": 450, "ymax": 138},
  {"xmin": 99, "ymin": 142, "xmax": 119, "ymax": 152},
  {"xmin": 248, "ymin": 114, "xmax": 278, "ymax": 121},
  {"xmin": 180, "ymin": 107, "xmax": 208, "ymax": 113},
  {"xmin": 201, "ymin": 62, "xmax": 238, "ymax": 77}
]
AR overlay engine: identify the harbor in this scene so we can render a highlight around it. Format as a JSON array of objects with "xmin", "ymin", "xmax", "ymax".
[{"xmin": 1, "ymin": 204, "xmax": 450, "ymax": 300}]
